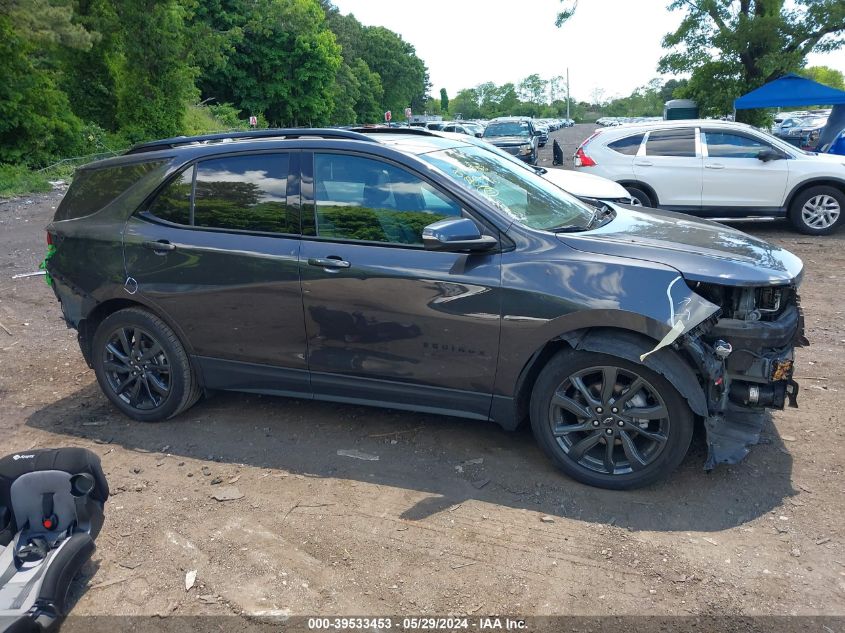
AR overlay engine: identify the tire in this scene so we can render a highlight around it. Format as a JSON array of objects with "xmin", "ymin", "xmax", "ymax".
[
  {"xmin": 788, "ymin": 185, "xmax": 844, "ymax": 235},
  {"xmin": 623, "ymin": 186, "xmax": 653, "ymax": 207},
  {"xmin": 92, "ymin": 307, "xmax": 201, "ymax": 422},
  {"xmin": 529, "ymin": 349, "xmax": 694, "ymax": 490}
]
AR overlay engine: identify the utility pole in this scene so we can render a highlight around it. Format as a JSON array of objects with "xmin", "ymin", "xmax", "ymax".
[{"xmin": 566, "ymin": 67, "xmax": 571, "ymax": 120}]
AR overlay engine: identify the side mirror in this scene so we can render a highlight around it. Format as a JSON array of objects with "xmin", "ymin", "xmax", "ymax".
[
  {"xmin": 422, "ymin": 217, "xmax": 498, "ymax": 253},
  {"xmin": 533, "ymin": 130, "xmax": 542, "ymax": 137},
  {"xmin": 757, "ymin": 148, "xmax": 781, "ymax": 162},
  {"xmin": 475, "ymin": 132, "xmax": 483, "ymax": 138}
]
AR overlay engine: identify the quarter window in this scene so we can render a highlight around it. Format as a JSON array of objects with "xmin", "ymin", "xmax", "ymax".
[
  {"xmin": 607, "ymin": 134, "xmax": 644, "ymax": 156},
  {"xmin": 704, "ymin": 131, "xmax": 772, "ymax": 159},
  {"xmin": 314, "ymin": 154, "xmax": 461, "ymax": 245},
  {"xmin": 645, "ymin": 129, "xmax": 696, "ymax": 157}
]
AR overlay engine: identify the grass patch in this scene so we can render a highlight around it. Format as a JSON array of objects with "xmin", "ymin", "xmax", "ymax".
[{"xmin": 0, "ymin": 164, "xmax": 53, "ymax": 198}]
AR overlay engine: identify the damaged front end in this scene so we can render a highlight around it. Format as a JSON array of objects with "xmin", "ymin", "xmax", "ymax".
[{"xmin": 669, "ymin": 281, "xmax": 808, "ymax": 469}]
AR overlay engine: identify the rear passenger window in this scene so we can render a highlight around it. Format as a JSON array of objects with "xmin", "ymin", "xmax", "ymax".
[
  {"xmin": 646, "ymin": 129, "xmax": 696, "ymax": 157},
  {"xmin": 314, "ymin": 153, "xmax": 461, "ymax": 245},
  {"xmin": 607, "ymin": 134, "xmax": 644, "ymax": 155},
  {"xmin": 194, "ymin": 154, "xmax": 290, "ymax": 233},
  {"xmin": 55, "ymin": 160, "xmax": 165, "ymax": 221},
  {"xmin": 147, "ymin": 166, "xmax": 193, "ymax": 225}
]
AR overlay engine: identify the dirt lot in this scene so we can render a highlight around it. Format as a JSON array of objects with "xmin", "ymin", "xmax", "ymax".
[{"xmin": 1, "ymin": 125, "xmax": 844, "ymax": 624}]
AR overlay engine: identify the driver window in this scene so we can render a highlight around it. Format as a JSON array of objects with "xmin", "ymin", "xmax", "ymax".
[
  {"xmin": 704, "ymin": 131, "xmax": 773, "ymax": 159},
  {"xmin": 313, "ymin": 154, "xmax": 461, "ymax": 245}
]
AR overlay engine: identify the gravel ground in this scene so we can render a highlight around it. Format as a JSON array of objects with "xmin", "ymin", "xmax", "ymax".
[{"xmin": 1, "ymin": 126, "xmax": 843, "ymax": 627}]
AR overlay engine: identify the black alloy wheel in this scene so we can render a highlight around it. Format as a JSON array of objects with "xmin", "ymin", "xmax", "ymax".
[
  {"xmin": 102, "ymin": 326, "xmax": 171, "ymax": 411},
  {"xmin": 530, "ymin": 350, "xmax": 693, "ymax": 489},
  {"xmin": 93, "ymin": 307, "xmax": 201, "ymax": 421},
  {"xmin": 548, "ymin": 366, "xmax": 669, "ymax": 476}
]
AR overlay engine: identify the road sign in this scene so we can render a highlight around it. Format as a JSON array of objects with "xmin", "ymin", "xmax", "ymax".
[
  {"xmin": 249, "ymin": 116, "xmax": 258, "ymax": 127},
  {"xmin": 384, "ymin": 110, "xmax": 392, "ymax": 122},
  {"xmin": 404, "ymin": 107, "xmax": 412, "ymax": 119}
]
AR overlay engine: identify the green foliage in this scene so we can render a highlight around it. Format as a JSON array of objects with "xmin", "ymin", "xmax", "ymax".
[
  {"xmin": 0, "ymin": 163, "xmax": 52, "ymax": 198},
  {"xmin": 60, "ymin": 0, "xmax": 120, "ymax": 130},
  {"xmin": 798, "ymin": 65, "xmax": 845, "ymax": 90},
  {"xmin": 0, "ymin": 12, "xmax": 84, "ymax": 167},
  {"xmin": 659, "ymin": 0, "xmax": 845, "ymax": 125},
  {"xmin": 114, "ymin": 0, "xmax": 197, "ymax": 141},
  {"xmin": 197, "ymin": 0, "xmax": 341, "ymax": 127},
  {"xmin": 1, "ymin": 0, "xmax": 429, "ymax": 167},
  {"xmin": 440, "ymin": 88, "xmax": 449, "ymax": 113},
  {"xmin": 359, "ymin": 25, "xmax": 428, "ymax": 116},
  {"xmin": 182, "ymin": 103, "xmax": 260, "ymax": 135}
]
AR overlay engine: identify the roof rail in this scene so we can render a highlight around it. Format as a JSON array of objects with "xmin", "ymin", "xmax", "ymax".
[{"xmin": 125, "ymin": 128, "xmax": 377, "ymax": 155}]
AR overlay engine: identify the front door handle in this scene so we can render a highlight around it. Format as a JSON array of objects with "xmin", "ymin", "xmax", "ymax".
[
  {"xmin": 308, "ymin": 257, "xmax": 351, "ymax": 269},
  {"xmin": 634, "ymin": 160, "xmax": 653, "ymax": 167},
  {"xmin": 143, "ymin": 240, "xmax": 176, "ymax": 253},
  {"xmin": 705, "ymin": 163, "xmax": 725, "ymax": 169}
]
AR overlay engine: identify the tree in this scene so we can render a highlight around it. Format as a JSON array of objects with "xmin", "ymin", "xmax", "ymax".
[
  {"xmin": 440, "ymin": 88, "xmax": 449, "ymax": 113},
  {"xmin": 60, "ymin": 0, "xmax": 121, "ymax": 131},
  {"xmin": 0, "ymin": 0, "xmax": 101, "ymax": 165},
  {"xmin": 798, "ymin": 65, "xmax": 845, "ymax": 90},
  {"xmin": 198, "ymin": 0, "xmax": 341, "ymax": 127},
  {"xmin": 448, "ymin": 88, "xmax": 481, "ymax": 119},
  {"xmin": 113, "ymin": 0, "xmax": 196, "ymax": 141},
  {"xmin": 658, "ymin": 0, "xmax": 845, "ymax": 124},
  {"xmin": 518, "ymin": 74, "xmax": 549, "ymax": 106},
  {"xmin": 359, "ymin": 25, "xmax": 428, "ymax": 116}
]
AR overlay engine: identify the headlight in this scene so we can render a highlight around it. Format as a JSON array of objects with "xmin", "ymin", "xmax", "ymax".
[{"xmin": 518, "ymin": 144, "xmax": 532, "ymax": 155}]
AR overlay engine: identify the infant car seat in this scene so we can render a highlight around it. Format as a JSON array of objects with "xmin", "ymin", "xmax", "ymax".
[{"xmin": 0, "ymin": 448, "xmax": 108, "ymax": 633}]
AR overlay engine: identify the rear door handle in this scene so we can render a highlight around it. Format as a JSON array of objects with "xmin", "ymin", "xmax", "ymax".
[
  {"xmin": 143, "ymin": 240, "xmax": 176, "ymax": 253},
  {"xmin": 308, "ymin": 257, "xmax": 350, "ymax": 269},
  {"xmin": 705, "ymin": 163, "xmax": 725, "ymax": 170},
  {"xmin": 634, "ymin": 160, "xmax": 653, "ymax": 167}
]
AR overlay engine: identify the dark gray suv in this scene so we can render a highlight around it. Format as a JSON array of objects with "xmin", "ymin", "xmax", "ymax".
[{"xmin": 46, "ymin": 128, "xmax": 807, "ymax": 489}]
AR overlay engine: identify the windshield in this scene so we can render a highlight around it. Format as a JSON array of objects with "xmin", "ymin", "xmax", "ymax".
[
  {"xmin": 419, "ymin": 145, "xmax": 596, "ymax": 231},
  {"xmin": 483, "ymin": 121, "xmax": 531, "ymax": 138}
]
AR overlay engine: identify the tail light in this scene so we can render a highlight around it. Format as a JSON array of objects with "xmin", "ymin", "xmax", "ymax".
[{"xmin": 574, "ymin": 147, "xmax": 597, "ymax": 167}]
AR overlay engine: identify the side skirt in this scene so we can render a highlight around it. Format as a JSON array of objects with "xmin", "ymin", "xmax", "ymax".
[{"xmin": 194, "ymin": 356, "xmax": 506, "ymax": 424}]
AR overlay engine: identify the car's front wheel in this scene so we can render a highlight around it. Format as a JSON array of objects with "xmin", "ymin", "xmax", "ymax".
[
  {"xmin": 788, "ymin": 185, "xmax": 844, "ymax": 235},
  {"xmin": 530, "ymin": 350, "xmax": 693, "ymax": 489},
  {"xmin": 92, "ymin": 307, "xmax": 201, "ymax": 422}
]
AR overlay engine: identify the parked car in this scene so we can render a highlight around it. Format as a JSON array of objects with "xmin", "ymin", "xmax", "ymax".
[
  {"xmin": 574, "ymin": 119, "xmax": 845, "ymax": 234},
  {"xmin": 482, "ymin": 117, "xmax": 540, "ymax": 164},
  {"xmin": 427, "ymin": 129, "xmax": 635, "ymax": 206},
  {"xmin": 775, "ymin": 115, "xmax": 829, "ymax": 150},
  {"xmin": 46, "ymin": 128, "xmax": 806, "ymax": 490},
  {"xmin": 534, "ymin": 123, "xmax": 549, "ymax": 147},
  {"xmin": 440, "ymin": 121, "xmax": 483, "ymax": 137}
]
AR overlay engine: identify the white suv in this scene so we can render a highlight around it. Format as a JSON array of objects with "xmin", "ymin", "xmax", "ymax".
[{"xmin": 574, "ymin": 119, "xmax": 845, "ymax": 234}]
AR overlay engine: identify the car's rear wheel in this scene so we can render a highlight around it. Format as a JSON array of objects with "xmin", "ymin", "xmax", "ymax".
[
  {"xmin": 788, "ymin": 185, "xmax": 843, "ymax": 235},
  {"xmin": 92, "ymin": 307, "xmax": 200, "ymax": 422},
  {"xmin": 530, "ymin": 350, "xmax": 693, "ymax": 489},
  {"xmin": 623, "ymin": 186, "xmax": 652, "ymax": 207}
]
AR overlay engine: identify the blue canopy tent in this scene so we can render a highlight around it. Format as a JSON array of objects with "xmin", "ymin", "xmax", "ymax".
[{"xmin": 734, "ymin": 74, "xmax": 845, "ymax": 152}]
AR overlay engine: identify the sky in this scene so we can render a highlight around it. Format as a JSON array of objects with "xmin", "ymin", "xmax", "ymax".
[{"xmin": 332, "ymin": 0, "xmax": 845, "ymax": 103}]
